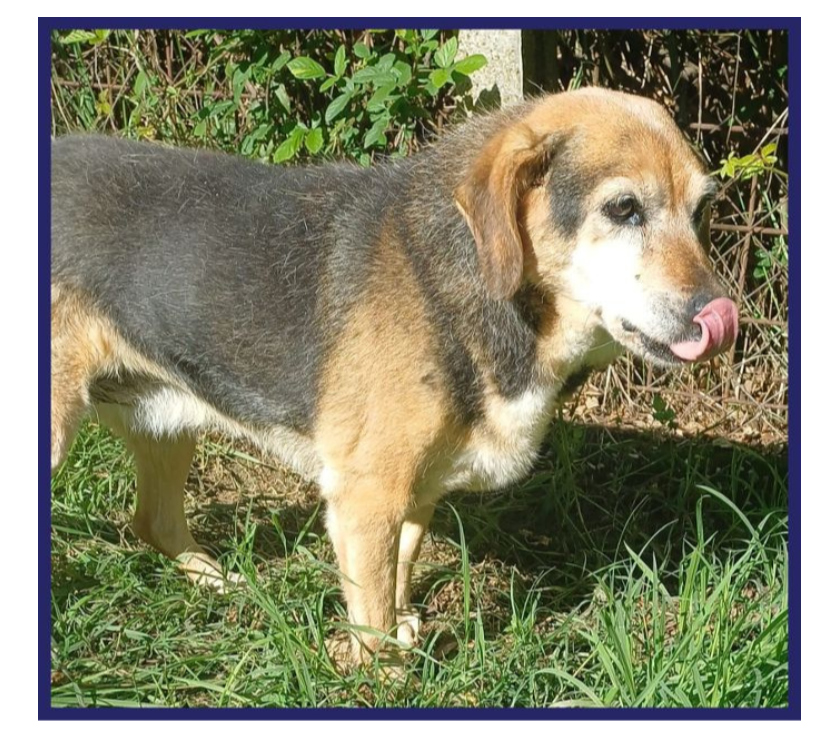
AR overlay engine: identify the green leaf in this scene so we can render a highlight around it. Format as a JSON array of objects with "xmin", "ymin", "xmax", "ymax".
[
  {"xmin": 133, "ymin": 70, "xmax": 150, "ymax": 98},
  {"xmin": 305, "ymin": 128, "xmax": 324, "ymax": 155},
  {"xmin": 434, "ymin": 36, "xmax": 458, "ymax": 69},
  {"xmin": 287, "ymin": 57, "xmax": 326, "ymax": 80},
  {"xmin": 95, "ymin": 96, "xmax": 111, "ymax": 117},
  {"xmin": 429, "ymin": 67, "xmax": 451, "ymax": 90},
  {"xmin": 274, "ymin": 124, "xmax": 306, "ymax": 162},
  {"xmin": 363, "ymin": 117, "xmax": 389, "ymax": 149},
  {"xmin": 420, "ymin": 39, "xmax": 439, "ymax": 55},
  {"xmin": 193, "ymin": 119, "xmax": 207, "ymax": 137},
  {"xmin": 376, "ymin": 53, "xmax": 396, "ymax": 72},
  {"xmin": 454, "ymin": 54, "xmax": 487, "ymax": 77},
  {"xmin": 271, "ymin": 51, "xmax": 292, "ymax": 71},
  {"xmin": 251, "ymin": 123, "xmax": 271, "ymax": 142},
  {"xmin": 274, "ymin": 84, "xmax": 291, "ymax": 113},
  {"xmin": 392, "ymin": 60, "xmax": 412, "ymax": 87},
  {"xmin": 352, "ymin": 67, "xmax": 393, "ymax": 85},
  {"xmin": 353, "ymin": 42, "xmax": 371, "ymax": 60},
  {"xmin": 232, "ymin": 67, "xmax": 248, "ymax": 105},
  {"xmin": 325, "ymin": 91, "xmax": 353, "ymax": 123},
  {"xmin": 273, "ymin": 127, "xmax": 306, "ymax": 163},
  {"xmin": 319, "ymin": 76, "xmax": 339, "ymax": 93},
  {"xmin": 761, "ymin": 142, "xmax": 778, "ymax": 159},
  {"xmin": 208, "ymin": 100, "xmax": 234, "ymax": 118},
  {"xmin": 334, "ymin": 45, "xmax": 347, "ymax": 77},
  {"xmin": 367, "ymin": 83, "xmax": 395, "ymax": 111},
  {"xmin": 59, "ymin": 30, "xmax": 98, "ymax": 45},
  {"xmin": 273, "ymin": 138, "xmax": 297, "ymax": 163}
]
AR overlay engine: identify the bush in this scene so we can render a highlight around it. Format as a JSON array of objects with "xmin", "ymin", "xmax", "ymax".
[{"xmin": 51, "ymin": 29, "xmax": 486, "ymax": 165}]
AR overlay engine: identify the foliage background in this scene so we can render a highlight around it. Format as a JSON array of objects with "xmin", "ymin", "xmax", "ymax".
[{"xmin": 51, "ymin": 29, "xmax": 484, "ymax": 164}]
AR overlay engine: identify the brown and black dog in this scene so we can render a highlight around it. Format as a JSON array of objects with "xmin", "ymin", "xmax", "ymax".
[{"xmin": 51, "ymin": 88, "xmax": 738, "ymax": 668}]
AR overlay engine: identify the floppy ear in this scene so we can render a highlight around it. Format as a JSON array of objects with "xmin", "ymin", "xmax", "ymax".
[{"xmin": 455, "ymin": 123, "xmax": 557, "ymax": 300}]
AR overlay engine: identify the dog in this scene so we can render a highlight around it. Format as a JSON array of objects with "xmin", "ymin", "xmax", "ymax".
[{"xmin": 51, "ymin": 88, "xmax": 738, "ymax": 669}]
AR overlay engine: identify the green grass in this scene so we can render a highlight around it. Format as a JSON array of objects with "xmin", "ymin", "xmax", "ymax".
[{"xmin": 50, "ymin": 419, "xmax": 788, "ymax": 708}]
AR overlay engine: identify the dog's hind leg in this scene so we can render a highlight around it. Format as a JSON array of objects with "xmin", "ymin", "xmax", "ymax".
[
  {"xmin": 51, "ymin": 285, "xmax": 104, "ymax": 470},
  {"xmin": 51, "ymin": 350, "xmax": 89, "ymax": 471},
  {"xmin": 96, "ymin": 405, "xmax": 243, "ymax": 593}
]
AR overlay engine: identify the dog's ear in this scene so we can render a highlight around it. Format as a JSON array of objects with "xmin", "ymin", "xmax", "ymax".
[{"xmin": 455, "ymin": 123, "xmax": 557, "ymax": 300}]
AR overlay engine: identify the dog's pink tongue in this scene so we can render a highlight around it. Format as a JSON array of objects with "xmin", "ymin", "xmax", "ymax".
[{"xmin": 670, "ymin": 298, "xmax": 739, "ymax": 362}]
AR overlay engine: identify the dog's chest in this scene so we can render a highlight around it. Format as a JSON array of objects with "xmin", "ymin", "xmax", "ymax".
[{"xmin": 434, "ymin": 384, "xmax": 560, "ymax": 495}]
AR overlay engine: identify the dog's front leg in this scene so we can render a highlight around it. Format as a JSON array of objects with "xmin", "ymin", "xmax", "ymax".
[
  {"xmin": 324, "ymin": 480, "xmax": 408, "ymax": 669},
  {"xmin": 396, "ymin": 503, "xmax": 435, "ymax": 646}
]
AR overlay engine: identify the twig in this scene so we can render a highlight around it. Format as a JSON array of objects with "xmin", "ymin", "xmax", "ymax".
[
  {"xmin": 711, "ymin": 223, "xmax": 787, "ymax": 237},
  {"xmin": 727, "ymin": 33, "xmax": 741, "ymax": 148},
  {"xmin": 690, "ymin": 122, "xmax": 788, "ymax": 136}
]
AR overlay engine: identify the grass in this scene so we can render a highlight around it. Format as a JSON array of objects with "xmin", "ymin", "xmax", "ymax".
[{"xmin": 50, "ymin": 412, "xmax": 788, "ymax": 709}]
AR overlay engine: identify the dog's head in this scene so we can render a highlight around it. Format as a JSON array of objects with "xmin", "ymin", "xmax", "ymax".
[{"xmin": 455, "ymin": 88, "xmax": 738, "ymax": 367}]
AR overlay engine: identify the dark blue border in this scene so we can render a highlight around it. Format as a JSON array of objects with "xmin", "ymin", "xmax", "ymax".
[
  {"xmin": 786, "ymin": 15, "xmax": 801, "ymax": 719},
  {"xmin": 40, "ymin": 17, "xmax": 801, "ymax": 720},
  {"xmin": 43, "ymin": 17, "xmax": 795, "ymax": 31},
  {"xmin": 40, "ymin": 16, "xmax": 54, "ymax": 723}
]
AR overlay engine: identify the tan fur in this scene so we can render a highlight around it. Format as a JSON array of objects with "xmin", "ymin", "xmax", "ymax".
[
  {"xmin": 51, "ymin": 285, "xmax": 110, "ymax": 469},
  {"xmin": 514, "ymin": 91, "xmax": 722, "ymax": 369},
  {"xmin": 314, "ymin": 228, "xmax": 451, "ymax": 661},
  {"xmin": 455, "ymin": 122, "xmax": 559, "ymax": 300}
]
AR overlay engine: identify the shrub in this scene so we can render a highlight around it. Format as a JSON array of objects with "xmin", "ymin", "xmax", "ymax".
[{"xmin": 51, "ymin": 29, "xmax": 486, "ymax": 165}]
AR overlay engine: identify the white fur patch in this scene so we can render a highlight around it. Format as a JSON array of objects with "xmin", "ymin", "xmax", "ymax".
[
  {"xmin": 132, "ymin": 386, "xmax": 220, "ymax": 437},
  {"xmin": 318, "ymin": 465, "xmax": 341, "ymax": 498},
  {"xmin": 566, "ymin": 229, "xmax": 648, "ymax": 333},
  {"xmin": 441, "ymin": 384, "xmax": 558, "ymax": 494},
  {"xmin": 117, "ymin": 385, "xmax": 323, "ymax": 481}
]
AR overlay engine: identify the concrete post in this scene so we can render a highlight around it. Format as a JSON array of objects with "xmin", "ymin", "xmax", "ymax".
[{"xmin": 458, "ymin": 30, "xmax": 524, "ymax": 108}]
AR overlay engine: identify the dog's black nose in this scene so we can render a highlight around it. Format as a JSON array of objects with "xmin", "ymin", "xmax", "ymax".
[{"xmin": 688, "ymin": 292, "xmax": 717, "ymax": 319}]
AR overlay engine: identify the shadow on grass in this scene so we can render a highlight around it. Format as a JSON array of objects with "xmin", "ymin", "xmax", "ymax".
[
  {"xmin": 52, "ymin": 421, "xmax": 788, "ymax": 627},
  {"xmin": 427, "ymin": 423, "xmax": 788, "ymax": 623}
]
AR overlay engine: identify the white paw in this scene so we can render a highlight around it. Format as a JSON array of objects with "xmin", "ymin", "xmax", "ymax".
[
  {"xmin": 176, "ymin": 552, "xmax": 245, "ymax": 594},
  {"xmin": 396, "ymin": 607, "xmax": 422, "ymax": 647}
]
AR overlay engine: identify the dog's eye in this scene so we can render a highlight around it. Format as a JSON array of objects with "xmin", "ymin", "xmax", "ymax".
[{"xmin": 605, "ymin": 195, "xmax": 643, "ymax": 226}]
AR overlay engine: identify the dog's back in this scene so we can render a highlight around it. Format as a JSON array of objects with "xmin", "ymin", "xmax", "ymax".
[{"xmin": 53, "ymin": 135, "xmax": 371, "ymax": 430}]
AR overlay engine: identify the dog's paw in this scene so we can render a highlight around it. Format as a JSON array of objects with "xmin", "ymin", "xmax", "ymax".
[
  {"xmin": 325, "ymin": 630, "xmax": 412, "ymax": 683},
  {"xmin": 396, "ymin": 607, "xmax": 422, "ymax": 647},
  {"xmin": 325, "ymin": 632, "xmax": 357, "ymax": 674},
  {"xmin": 176, "ymin": 552, "xmax": 245, "ymax": 594}
]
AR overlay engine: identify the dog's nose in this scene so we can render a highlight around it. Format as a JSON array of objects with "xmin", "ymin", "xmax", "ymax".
[
  {"xmin": 688, "ymin": 292, "xmax": 717, "ymax": 318},
  {"xmin": 681, "ymin": 292, "xmax": 719, "ymax": 337}
]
